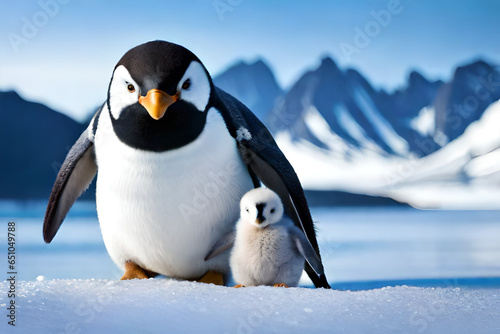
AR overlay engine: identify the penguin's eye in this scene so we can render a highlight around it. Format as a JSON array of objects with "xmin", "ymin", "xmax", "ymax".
[
  {"xmin": 181, "ymin": 79, "xmax": 191, "ymax": 90},
  {"xmin": 246, "ymin": 208, "xmax": 249, "ymax": 213},
  {"xmin": 127, "ymin": 83, "xmax": 135, "ymax": 93},
  {"xmin": 270, "ymin": 208, "xmax": 275, "ymax": 214}
]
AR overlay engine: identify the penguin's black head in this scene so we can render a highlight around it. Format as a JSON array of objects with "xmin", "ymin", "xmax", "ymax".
[{"xmin": 107, "ymin": 40, "xmax": 214, "ymax": 152}]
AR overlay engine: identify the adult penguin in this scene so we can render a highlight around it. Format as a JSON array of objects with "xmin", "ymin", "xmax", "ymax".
[{"xmin": 43, "ymin": 40, "xmax": 330, "ymax": 289}]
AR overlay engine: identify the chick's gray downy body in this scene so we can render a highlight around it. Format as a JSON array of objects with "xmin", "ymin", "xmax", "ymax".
[{"xmin": 231, "ymin": 215, "xmax": 305, "ymax": 287}]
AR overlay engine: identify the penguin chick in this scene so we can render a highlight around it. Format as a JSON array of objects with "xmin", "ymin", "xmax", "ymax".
[{"xmin": 205, "ymin": 188, "xmax": 326, "ymax": 287}]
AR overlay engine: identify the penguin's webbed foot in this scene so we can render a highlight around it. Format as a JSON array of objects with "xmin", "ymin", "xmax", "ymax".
[
  {"xmin": 120, "ymin": 261, "xmax": 157, "ymax": 280},
  {"xmin": 273, "ymin": 283, "xmax": 289, "ymax": 288},
  {"xmin": 234, "ymin": 284, "xmax": 245, "ymax": 288},
  {"xmin": 197, "ymin": 270, "xmax": 225, "ymax": 286}
]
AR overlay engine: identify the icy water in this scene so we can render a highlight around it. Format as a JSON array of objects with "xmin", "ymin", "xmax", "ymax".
[{"xmin": 1, "ymin": 201, "xmax": 499, "ymax": 290}]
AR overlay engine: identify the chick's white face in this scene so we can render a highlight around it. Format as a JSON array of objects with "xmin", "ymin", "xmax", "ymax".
[
  {"xmin": 108, "ymin": 61, "xmax": 211, "ymax": 120},
  {"xmin": 240, "ymin": 188, "xmax": 284, "ymax": 228}
]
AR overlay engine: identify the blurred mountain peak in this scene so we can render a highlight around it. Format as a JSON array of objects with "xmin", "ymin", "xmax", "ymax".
[
  {"xmin": 313, "ymin": 56, "xmax": 343, "ymax": 81},
  {"xmin": 456, "ymin": 58, "xmax": 495, "ymax": 73},
  {"xmin": 1, "ymin": 90, "xmax": 21, "ymax": 99},
  {"xmin": 319, "ymin": 56, "xmax": 339, "ymax": 69},
  {"xmin": 213, "ymin": 57, "xmax": 283, "ymax": 121},
  {"xmin": 249, "ymin": 58, "xmax": 269, "ymax": 68},
  {"xmin": 408, "ymin": 70, "xmax": 429, "ymax": 86}
]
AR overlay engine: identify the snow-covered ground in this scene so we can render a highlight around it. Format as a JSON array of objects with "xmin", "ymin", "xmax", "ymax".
[
  {"xmin": 1, "ymin": 202, "xmax": 500, "ymax": 333},
  {"xmin": 1, "ymin": 279, "xmax": 499, "ymax": 334}
]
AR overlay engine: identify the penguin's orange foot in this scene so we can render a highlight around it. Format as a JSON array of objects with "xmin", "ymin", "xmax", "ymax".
[
  {"xmin": 273, "ymin": 283, "xmax": 289, "ymax": 288},
  {"xmin": 234, "ymin": 284, "xmax": 245, "ymax": 288},
  {"xmin": 197, "ymin": 270, "xmax": 225, "ymax": 286},
  {"xmin": 120, "ymin": 261, "xmax": 157, "ymax": 280}
]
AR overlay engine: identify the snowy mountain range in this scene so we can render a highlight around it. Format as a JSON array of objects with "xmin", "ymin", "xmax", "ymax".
[
  {"xmin": 1, "ymin": 57, "xmax": 499, "ymax": 208},
  {"xmin": 220, "ymin": 58, "xmax": 499, "ymax": 157},
  {"xmin": 214, "ymin": 58, "xmax": 500, "ymax": 208}
]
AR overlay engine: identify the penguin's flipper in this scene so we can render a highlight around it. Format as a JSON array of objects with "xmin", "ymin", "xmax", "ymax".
[
  {"xmin": 43, "ymin": 129, "xmax": 97, "ymax": 243},
  {"xmin": 204, "ymin": 231, "xmax": 236, "ymax": 261},
  {"xmin": 214, "ymin": 87, "xmax": 331, "ymax": 289},
  {"xmin": 290, "ymin": 227, "xmax": 325, "ymax": 277}
]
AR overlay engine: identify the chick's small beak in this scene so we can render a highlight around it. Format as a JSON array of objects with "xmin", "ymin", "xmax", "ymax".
[
  {"xmin": 255, "ymin": 217, "xmax": 265, "ymax": 225},
  {"xmin": 138, "ymin": 89, "xmax": 179, "ymax": 120}
]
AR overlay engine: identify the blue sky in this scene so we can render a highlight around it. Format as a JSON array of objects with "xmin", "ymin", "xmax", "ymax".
[{"xmin": 1, "ymin": 0, "xmax": 499, "ymax": 121}]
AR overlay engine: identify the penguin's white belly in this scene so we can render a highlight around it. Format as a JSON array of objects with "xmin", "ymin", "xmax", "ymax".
[{"xmin": 94, "ymin": 108, "xmax": 254, "ymax": 279}]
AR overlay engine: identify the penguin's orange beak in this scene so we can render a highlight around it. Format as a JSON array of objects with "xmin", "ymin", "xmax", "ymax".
[{"xmin": 138, "ymin": 89, "xmax": 179, "ymax": 120}]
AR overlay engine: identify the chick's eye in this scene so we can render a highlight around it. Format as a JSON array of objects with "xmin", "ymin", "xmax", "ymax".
[
  {"xmin": 127, "ymin": 84, "xmax": 135, "ymax": 93},
  {"xmin": 270, "ymin": 208, "xmax": 275, "ymax": 213},
  {"xmin": 182, "ymin": 79, "xmax": 191, "ymax": 90},
  {"xmin": 246, "ymin": 208, "xmax": 249, "ymax": 213}
]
